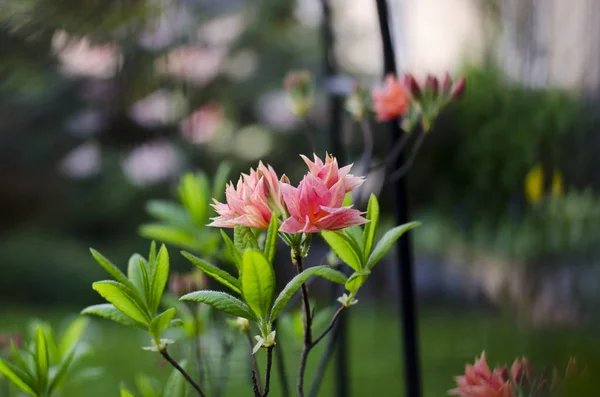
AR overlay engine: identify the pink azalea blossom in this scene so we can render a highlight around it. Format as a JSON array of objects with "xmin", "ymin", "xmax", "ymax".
[
  {"xmin": 300, "ymin": 153, "xmax": 364, "ymax": 192},
  {"xmin": 279, "ymin": 171, "xmax": 367, "ymax": 234},
  {"xmin": 208, "ymin": 162, "xmax": 285, "ymax": 229},
  {"xmin": 371, "ymin": 74, "xmax": 410, "ymax": 121},
  {"xmin": 449, "ymin": 352, "xmax": 515, "ymax": 397}
]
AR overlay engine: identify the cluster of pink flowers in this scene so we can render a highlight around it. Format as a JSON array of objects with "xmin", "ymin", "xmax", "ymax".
[{"xmin": 208, "ymin": 154, "xmax": 367, "ymax": 234}]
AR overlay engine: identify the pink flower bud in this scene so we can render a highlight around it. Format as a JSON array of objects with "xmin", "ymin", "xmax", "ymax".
[
  {"xmin": 426, "ymin": 74, "xmax": 439, "ymax": 96},
  {"xmin": 451, "ymin": 76, "xmax": 466, "ymax": 99},
  {"xmin": 441, "ymin": 72, "xmax": 452, "ymax": 94},
  {"xmin": 403, "ymin": 73, "xmax": 422, "ymax": 99}
]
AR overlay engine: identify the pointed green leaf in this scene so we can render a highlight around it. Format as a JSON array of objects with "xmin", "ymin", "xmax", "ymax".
[
  {"xmin": 90, "ymin": 249, "xmax": 134, "ymax": 289},
  {"xmin": 342, "ymin": 192, "xmax": 353, "ymax": 207},
  {"xmin": 135, "ymin": 374, "xmax": 161, "ymax": 397},
  {"xmin": 367, "ymin": 222, "xmax": 421, "ymax": 269},
  {"xmin": 9, "ymin": 342, "xmax": 34, "ymax": 380},
  {"xmin": 181, "ymin": 252, "xmax": 241, "ymax": 294},
  {"xmin": 363, "ymin": 194, "xmax": 380, "ymax": 260},
  {"xmin": 179, "ymin": 172, "xmax": 210, "ymax": 227},
  {"xmin": 149, "ymin": 242, "xmax": 157, "ymax": 263},
  {"xmin": 212, "ymin": 163, "xmax": 232, "ymax": 203},
  {"xmin": 127, "ymin": 254, "xmax": 149, "ymax": 300},
  {"xmin": 48, "ymin": 343, "xmax": 77, "ymax": 395},
  {"xmin": 145, "ymin": 201, "xmax": 193, "ymax": 227},
  {"xmin": 180, "ymin": 291, "xmax": 257, "ymax": 321},
  {"xmin": 0, "ymin": 357, "xmax": 37, "ymax": 397},
  {"xmin": 241, "ymin": 250, "xmax": 275, "ymax": 321},
  {"xmin": 92, "ymin": 281, "xmax": 150, "ymax": 324},
  {"xmin": 149, "ymin": 245, "xmax": 170, "ymax": 314},
  {"xmin": 345, "ymin": 271, "xmax": 370, "ymax": 294},
  {"xmin": 162, "ymin": 360, "xmax": 189, "ymax": 397},
  {"xmin": 59, "ymin": 317, "xmax": 88, "ymax": 357},
  {"xmin": 221, "ymin": 230, "xmax": 242, "ymax": 273},
  {"xmin": 35, "ymin": 327, "xmax": 49, "ymax": 391},
  {"xmin": 121, "ymin": 386, "xmax": 138, "ymax": 397},
  {"xmin": 320, "ymin": 231, "xmax": 363, "ymax": 271},
  {"xmin": 149, "ymin": 308, "xmax": 176, "ymax": 340},
  {"xmin": 345, "ymin": 226, "xmax": 364, "ymax": 251},
  {"xmin": 81, "ymin": 304, "xmax": 148, "ymax": 330},
  {"xmin": 234, "ymin": 225, "xmax": 259, "ymax": 252},
  {"xmin": 139, "ymin": 224, "xmax": 202, "ymax": 252},
  {"xmin": 270, "ymin": 266, "xmax": 347, "ymax": 322},
  {"xmin": 263, "ymin": 216, "xmax": 279, "ymax": 265}
]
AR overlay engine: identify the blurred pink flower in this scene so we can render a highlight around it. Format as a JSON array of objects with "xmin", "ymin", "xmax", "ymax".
[
  {"xmin": 449, "ymin": 352, "xmax": 514, "ymax": 397},
  {"xmin": 209, "ymin": 162, "xmax": 286, "ymax": 229},
  {"xmin": 130, "ymin": 90, "xmax": 184, "ymax": 127},
  {"xmin": 371, "ymin": 74, "xmax": 410, "ymax": 121},
  {"xmin": 279, "ymin": 156, "xmax": 367, "ymax": 234},
  {"xmin": 156, "ymin": 45, "xmax": 225, "ymax": 85},
  {"xmin": 300, "ymin": 153, "xmax": 363, "ymax": 192},
  {"xmin": 52, "ymin": 30, "xmax": 121, "ymax": 79},
  {"xmin": 180, "ymin": 102, "xmax": 224, "ymax": 144}
]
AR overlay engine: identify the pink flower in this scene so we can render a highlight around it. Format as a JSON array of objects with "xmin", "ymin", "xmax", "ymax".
[
  {"xmin": 449, "ymin": 352, "xmax": 515, "ymax": 397},
  {"xmin": 279, "ymin": 170, "xmax": 367, "ymax": 234},
  {"xmin": 371, "ymin": 74, "xmax": 410, "ymax": 121},
  {"xmin": 300, "ymin": 153, "xmax": 364, "ymax": 192},
  {"xmin": 208, "ymin": 162, "xmax": 286, "ymax": 229}
]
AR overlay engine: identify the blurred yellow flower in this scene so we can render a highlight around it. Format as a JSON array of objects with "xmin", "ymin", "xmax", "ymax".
[{"xmin": 525, "ymin": 164, "xmax": 564, "ymax": 205}]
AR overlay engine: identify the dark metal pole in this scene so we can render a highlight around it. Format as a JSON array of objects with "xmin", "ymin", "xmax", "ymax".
[
  {"xmin": 374, "ymin": 1, "xmax": 422, "ymax": 397},
  {"xmin": 322, "ymin": 1, "xmax": 350, "ymax": 397}
]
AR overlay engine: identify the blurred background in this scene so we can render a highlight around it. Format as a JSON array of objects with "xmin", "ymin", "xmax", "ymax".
[{"xmin": 2, "ymin": 0, "xmax": 600, "ymax": 395}]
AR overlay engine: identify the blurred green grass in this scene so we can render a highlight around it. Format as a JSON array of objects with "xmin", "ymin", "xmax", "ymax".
[{"xmin": 1, "ymin": 305, "xmax": 599, "ymax": 396}]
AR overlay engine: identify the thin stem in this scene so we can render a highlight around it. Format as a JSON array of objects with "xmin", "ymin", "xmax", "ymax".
[
  {"xmin": 301, "ymin": 117, "xmax": 318, "ymax": 153},
  {"xmin": 311, "ymin": 305, "xmax": 345, "ymax": 348},
  {"xmin": 160, "ymin": 349, "xmax": 207, "ymax": 397},
  {"xmin": 387, "ymin": 130, "xmax": 425, "ymax": 182},
  {"xmin": 263, "ymin": 346, "xmax": 275, "ymax": 397},
  {"xmin": 294, "ymin": 250, "xmax": 313, "ymax": 397},
  {"xmin": 273, "ymin": 321, "xmax": 291, "ymax": 397},
  {"xmin": 369, "ymin": 128, "xmax": 410, "ymax": 171},
  {"xmin": 246, "ymin": 331, "xmax": 263, "ymax": 396}
]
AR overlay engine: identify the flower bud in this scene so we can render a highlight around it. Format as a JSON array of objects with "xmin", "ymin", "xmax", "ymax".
[
  {"xmin": 441, "ymin": 72, "xmax": 452, "ymax": 95},
  {"xmin": 426, "ymin": 74, "xmax": 439, "ymax": 96},
  {"xmin": 284, "ymin": 70, "xmax": 313, "ymax": 117},
  {"xmin": 403, "ymin": 73, "xmax": 422, "ymax": 99},
  {"xmin": 450, "ymin": 76, "xmax": 466, "ymax": 99}
]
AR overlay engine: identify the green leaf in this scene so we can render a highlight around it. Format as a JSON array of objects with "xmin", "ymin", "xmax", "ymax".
[
  {"xmin": 320, "ymin": 231, "xmax": 363, "ymax": 271},
  {"xmin": 149, "ymin": 308, "xmax": 176, "ymax": 340},
  {"xmin": 241, "ymin": 250, "xmax": 275, "ymax": 321},
  {"xmin": 234, "ymin": 225, "xmax": 259, "ymax": 252},
  {"xmin": 35, "ymin": 327, "xmax": 49, "ymax": 391},
  {"xmin": 345, "ymin": 226, "xmax": 364, "ymax": 251},
  {"xmin": 363, "ymin": 194, "xmax": 380, "ymax": 260},
  {"xmin": 345, "ymin": 271, "xmax": 370, "ymax": 294},
  {"xmin": 367, "ymin": 222, "xmax": 421, "ymax": 269},
  {"xmin": 179, "ymin": 172, "xmax": 210, "ymax": 227},
  {"xmin": 81, "ymin": 304, "xmax": 148, "ymax": 330},
  {"xmin": 121, "ymin": 386, "xmax": 138, "ymax": 397},
  {"xmin": 212, "ymin": 162, "xmax": 232, "ymax": 203},
  {"xmin": 135, "ymin": 374, "xmax": 161, "ymax": 397},
  {"xmin": 263, "ymin": 216, "xmax": 279, "ymax": 265},
  {"xmin": 0, "ymin": 357, "xmax": 37, "ymax": 397},
  {"xmin": 139, "ymin": 224, "xmax": 202, "ymax": 252},
  {"xmin": 342, "ymin": 192, "xmax": 353, "ymax": 207},
  {"xmin": 181, "ymin": 251, "xmax": 241, "ymax": 294},
  {"xmin": 161, "ymin": 295, "xmax": 196, "ymax": 337},
  {"xmin": 162, "ymin": 360, "xmax": 189, "ymax": 397},
  {"xmin": 9, "ymin": 342, "xmax": 34, "ymax": 380},
  {"xmin": 180, "ymin": 291, "xmax": 257, "ymax": 321},
  {"xmin": 59, "ymin": 317, "xmax": 88, "ymax": 357},
  {"xmin": 149, "ymin": 245, "xmax": 170, "ymax": 314},
  {"xmin": 90, "ymin": 249, "xmax": 134, "ymax": 289},
  {"xmin": 47, "ymin": 344, "xmax": 77, "ymax": 395},
  {"xmin": 91, "ymin": 282, "xmax": 150, "ymax": 325},
  {"xmin": 145, "ymin": 201, "xmax": 193, "ymax": 227},
  {"xmin": 127, "ymin": 254, "xmax": 149, "ymax": 300},
  {"xmin": 270, "ymin": 266, "xmax": 347, "ymax": 322},
  {"xmin": 221, "ymin": 230, "xmax": 242, "ymax": 273}
]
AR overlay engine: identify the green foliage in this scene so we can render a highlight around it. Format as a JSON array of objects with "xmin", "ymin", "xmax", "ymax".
[
  {"xmin": 83, "ymin": 243, "xmax": 180, "ymax": 344},
  {"xmin": 139, "ymin": 165, "xmax": 231, "ymax": 258},
  {"xmin": 120, "ymin": 363, "xmax": 188, "ymax": 397},
  {"xmin": 0, "ymin": 318, "xmax": 91, "ymax": 397},
  {"xmin": 240, "ymin": 250, "xmax": 276, "ymax": 322},
  {"xmin": 180, "ymin": 290, "xmax": 257, "ymax": 321},
  {"xmin": 181, "ymin": 252, "xmax": 241, "ymax": 294}
]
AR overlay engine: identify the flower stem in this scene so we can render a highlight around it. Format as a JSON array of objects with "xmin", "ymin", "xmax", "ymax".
[
  {"xmin": 388, "ymin": 130, "xmax": 425, "ymax": 182},
  {"xmin": 311, "ymin": 305, "xmax": 345, "ymax": 347},
  {"xmin": 245, "ymin": 330, "xmax": 263, "ymax": 396},
  {"xmin": 273, "ymin": 321, "xmax": 291, "ymax": 397},
  {"xmin": 293, "ymin": 249, "xmax": 313, "ymax": 397},
  {"xmin": 160, "ymin": 348, "xmax": 207, "ymax": 397},
  {"xmin": 263, "ymin": 346, "xmax": 275, "ymax": 397}
]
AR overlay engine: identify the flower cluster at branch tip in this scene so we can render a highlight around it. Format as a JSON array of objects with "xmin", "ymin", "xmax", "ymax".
[
  {"xmin": 371, "ymin": 74, "xmax": 411, "ymax": 121},
  {"xmin": 449, "ymin": 352, "xmax": 514, "ymax": 397},
  {"xmin": 209, "ymin": 161, "xmax": 286, "ymax": 229},
  {"xmin": 280, "ymin": 154, "xmax": 367, "ymax": 233},
  {"xmin": 209, "ymin": 154, "xmax": 368, "ymax": 233}
]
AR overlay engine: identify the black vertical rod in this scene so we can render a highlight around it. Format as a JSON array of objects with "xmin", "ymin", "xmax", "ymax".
[
  {"xmin": 322, "ymin": 1, "xmax": 350, "ymax": 396},
  {"xmin": 374, "ymin": 1, "xmax": 422, "ymax": 397}
]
